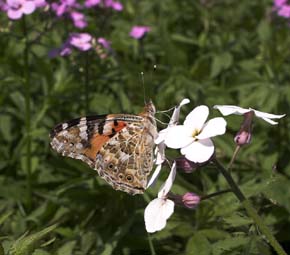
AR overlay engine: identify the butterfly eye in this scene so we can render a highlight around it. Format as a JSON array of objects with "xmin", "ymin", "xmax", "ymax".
[
  {"xmin": 118, "ymin": 173, "xmax": 124, "ymax": 179},
  {"xmin": 126, "ymin": 174, "xmax": 133, "ymax": 183},
  {"xmin": 108, "ymin": 163, "xmax": 114, "ymax": 169}
]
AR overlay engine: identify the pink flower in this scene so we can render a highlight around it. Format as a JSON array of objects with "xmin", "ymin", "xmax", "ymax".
[
  {"xmin": 129, "ymin": 26, "xmax": 151, "ymax": 39},
  {"xmin": 34, "ymin": 0, "xmax": 47, "ymax": 8},
  {"xmin": 278, "ymin": 4, "xmax": 290, "ymax": 17},
  {"xmin": 69, "ymin": 33, "xmax": 92, "ymax": 51},
  {"xmin": 6, "ymin": 0, "xmax": 36, "ymax": 20},
  {"xmin": 70, "ymin": 11, "xmax": 87, "ymax": 28},
  {"xmin": 48, "ymin": 40, "xmax": 72, "ymax": 58},
  {"xmin": 51, "ymin": 0, "xmax": 79, "ymax": 17},
  {"xmin": 104, "ymin": 0, "xmax": 122, "ymax": 11},
  {"xmin": 274, "ymin": 0, "xmax": 287, "ymax": 8},
  {"xmin": 84, "ymin": 0, "xmax": 100, "ymax": 8},
  {"xmin": 97, "ymin": 37, "xmax": 111, "ymax": 49}
]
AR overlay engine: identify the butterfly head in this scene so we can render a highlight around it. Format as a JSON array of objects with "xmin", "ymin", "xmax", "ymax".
[{"xmin": 143, "ymin": 100, "xmax": 156, "ymax": 115}]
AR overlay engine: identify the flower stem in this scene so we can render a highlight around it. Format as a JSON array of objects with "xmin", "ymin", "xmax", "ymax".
[
  {"xmin": 227, "ymin": 145, "xmax": 240, "ymax": 172},
  {"xmin": 22, "ymin": 16, "xmax": 32, "ymax": 209},
  {"xmin": 212, "ymin": 158, "xmax": 287, "ymax": 255},
  {"xmin": 201, "ymin": 189, "xmax": 232, "ymax": 200},
  {"xmin": 147, "ymin": 233, "xmax": 156, "ymax": 255},
  {"xmin": 84, "ymin": 51, "xmax": 89, "ymax": 112}
]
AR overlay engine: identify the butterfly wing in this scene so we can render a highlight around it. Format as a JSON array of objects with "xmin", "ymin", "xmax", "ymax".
[
  {"xmin": 94, "ymin": 115, "xmax": 157, "ymax": 195},
  {"xmin": 50, "ymin": 111, "xmax": 157, "ymax": 195}
]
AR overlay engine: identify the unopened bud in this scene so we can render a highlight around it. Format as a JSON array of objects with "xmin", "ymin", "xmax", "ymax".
[
  {"xmin": 182, "ymin": 192, "xmax": 201, "ymax": 209},
  {"xmin": 234, "ymin": 111, "xmax": 254, "ymax": 146},
  {"xmin": 168, "ymin": 192, "xmax": 201, "ymax": 209},
  {"xmin": 175, "ymin": 156, "xmax": 208, "ymax": 173}
]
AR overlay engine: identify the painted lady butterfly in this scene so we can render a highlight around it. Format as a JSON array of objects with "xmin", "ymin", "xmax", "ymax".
[{"xmin": 50, "ymin": 101, "xmax": 157, "ymax": 195}]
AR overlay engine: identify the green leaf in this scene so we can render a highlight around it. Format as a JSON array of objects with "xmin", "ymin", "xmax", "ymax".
[
  {"xmin": 257, "ymin": 20, "xmax": 271, "ymax": 42},
  {"xmin": 9, "ymin": 224, "xmax": 58, "ymax": 255},
  {"xmin": 56, "ymin": 241, "xmax": 76, "ymax": 255},
  {"xmin": 212, "ymin": 236, "xmax": 250, "ymax": 255},
  {"xmin": 185, "ymin": 233, "xmax": 212, "ymax": 255},
  {"xmin": 210, "ymin": 52, "xmax": 233, "ymax": 78}
]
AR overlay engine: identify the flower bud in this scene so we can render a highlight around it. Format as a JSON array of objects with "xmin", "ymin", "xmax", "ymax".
[
  {"xmin": 175, "ymin": 156, "xmax": 209, "ymax": 173},
  {"xmin": 175, "ymin": 156, "xmax": 199, "ymax": 173},
  {"xmin": 234, "ymin": 111, "xmax": 254, "ymax": 146},
  {"xmin": 182, "ymin": 192, "xmax": 201, "ymax": 209},
  {"xmin": 168, "ymin": 192, "xmax": 201, "ymax": 209}
]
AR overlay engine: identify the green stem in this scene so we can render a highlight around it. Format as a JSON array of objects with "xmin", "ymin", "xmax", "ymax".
[
  {"xmin": 147, "ymin": 233, "xmax": 156, "ymax": 255},
  {"xmin": 213, "ymin": 158, "xmax": 287, "ymax": 255},
  {"xmin": 227, "ymin": 145, "xmax": 240, "ymax": 172},
  {"xmin": 84, "ymin": 51, "xmax": 89, "ymax": 112},
  {"xmin": 201, "ymin": 189, "xmax": 232, "ymax": 200},
  {"xmin": 22, "ymin": 16, "xmax": 32, "ymax": 209}
]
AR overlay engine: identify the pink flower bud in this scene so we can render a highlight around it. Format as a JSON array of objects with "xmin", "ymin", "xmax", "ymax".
[
  {"xmin": 234, "ymin": 111, "xmax": 254, "ymax": 146},
  {"xmin": 175, "ymin": 156, "xmax": 209, "ymax": 173},
  {"xmin": 182, "ymin": 192, "xmax": 201, "ymax": 209}
]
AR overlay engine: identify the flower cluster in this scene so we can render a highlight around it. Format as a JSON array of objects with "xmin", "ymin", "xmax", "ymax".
[
  {"xmin": 144, "ymin": 100, "xmax": 285, "ymax": 233},
  {"xmin": 48, "ymin": 33, "xmax": 111, "ymax": 58},
  {"xmin": 1, "ymin": 0, "xmax": 152, "ymax": 60},
  {"xmin": 273, "ymin": 0, "xmax": 290, "ymax": 18},
  {"xmin": 3, "ymin": 0, "xmax": 46, "ymax": 20},
  {"xmin": 1, "ymin": 0, "xmax": 123, "ymax": 21}
]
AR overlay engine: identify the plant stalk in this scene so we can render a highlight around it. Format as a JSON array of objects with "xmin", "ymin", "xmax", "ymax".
[
  {"xmin": 22, "ymin": 16, "xmax": 32, "ymax": 209},
  {"xmin": 213, "ymin": 158, "xmax": 287, "ymax": 255}
]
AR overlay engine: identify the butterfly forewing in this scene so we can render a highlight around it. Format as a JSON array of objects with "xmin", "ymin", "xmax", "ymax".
[{"xmin": 50, "ymin": 102, "xmax": 157, "ymax": 195}]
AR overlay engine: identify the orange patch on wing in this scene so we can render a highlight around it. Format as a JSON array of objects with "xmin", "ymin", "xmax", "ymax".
[{"xmin": 84, "ymin": 134, "xmax": 110, "ymax": 160}]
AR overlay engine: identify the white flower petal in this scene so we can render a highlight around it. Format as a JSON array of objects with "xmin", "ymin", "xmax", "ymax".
[
  {"xmin": 144, "ymin": 198, "xmax": 175, "ymax": 233},
  {"xmin": 158, "ymin": 162, "xmax": 176, "ymax": 198},
  {"xmin": 184, "ymin": 105, "xmax": 209, "ymax": 130},
  {"xmin": 179, "ymin": 98, "xmax": 190, "ymax": 107},
  {"xmin": 196, "ymin": 117, "xmax": 227, "ymax": 139},
  {"xmin": 155, "ymin": 129, "xmax": 167, "ymax": 144},
  {"xmin": 147, "ymin": 164, "xmax": 162, "ymax": 188},
  {"xmin": 155, "ymin": 142, "xmax": 166, "ymax": 165},
  {"xmin": 181, "ymin": 139, "xmax": 214, "ymax": 163},
  {"xmin": 168, "ymin": 98, "xmax": 190, "ymax": 126},
  {"xmin": 259, "ymin": 117, "xmax": 279, "ymax": 125},
  {"xmin": 253, "ymin": 109, "xmax": 286, "ymax": 120},
  {"xmin": 164, "ymin": 125, "xmax": 193, "ymax": 149},
  {"xmin": 214, "ymin": 105, "xmax": 250, "ymax": 116}
]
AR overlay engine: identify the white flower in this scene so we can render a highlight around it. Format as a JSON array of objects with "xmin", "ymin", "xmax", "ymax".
[
  {"xmin": 164, "ymin": 105, "xmax": 227, "ymax": 163},
  {"xmin": 144, "ymin": 162, "xmax": 176, "ymax": 233},
  {"xmin": 155, "ymin": 98, "xmax": 190, "ymax": 145},
  {"xmin": 213, "ymin": 105, "xmax": 285, "ymax": 125},
  {"xmin": 147, "ymin": 98, "xmax": 190, "ymax": 188}
]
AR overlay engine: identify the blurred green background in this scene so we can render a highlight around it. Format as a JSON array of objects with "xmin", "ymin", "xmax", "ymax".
[{"xmin": 1, "ymin": 0, "xmax": 290, "ymax": 254}]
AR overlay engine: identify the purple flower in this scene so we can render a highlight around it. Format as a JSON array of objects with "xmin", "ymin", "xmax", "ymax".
[
  {"xmin": 274, "ymin": 0, "xmax": 287, "ymax": 8},
  {"xmin": 6, "ymin": 0, "xmax": 36, "ymax": 20},
  {"xmin": 278, "ymin": 4, "xmax": 290, "ymax": 17},
  {"xmin": 0, "ymin": 0, "xmax": 8, "ymax": 11},
  {"xmin": 69, "ymin": 33, "xmax": 92, "ymax": 51},
  {"xmin": 48, "ymin": 40, "xmax": 72, "ymax": 58},
  {"xmin": 34, "ymin": 0, "xmax": 47, "ymax": 8},
  {"xmin": 104, "ymin": 0, "xmax": 122, "ymax": 11},
  {"xmin": 70, "ymin": 11, "xmax": 87, "ymax": 28},
  {"xmin": 129, "ymin": 26, "xmax": 151, "ymax": 39},
  {"xmin": 51, "ymin": 0, "xmax": 79, "ymax": 17},
  {"xmin": 84, "ymin": 0, "xmax": 100, "ymax": 8},
  {"xmin": 97, "ymin": 37, "xmax": 111, "ymax": 49}
]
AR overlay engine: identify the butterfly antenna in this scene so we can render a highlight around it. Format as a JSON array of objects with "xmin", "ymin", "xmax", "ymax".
[{"xmin": 140, "ymin": 71, "xmax": 147, "ymax": 104}]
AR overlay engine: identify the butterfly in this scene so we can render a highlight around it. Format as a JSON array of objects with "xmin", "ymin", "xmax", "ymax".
[{"xmin": 50, "ymin": 101, "xmax": 157, "ymax": 195}]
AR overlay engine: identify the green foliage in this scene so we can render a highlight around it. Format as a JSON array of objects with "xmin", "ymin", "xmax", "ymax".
[{"xmin": 0, "ymin": 0, "xmax": 290, "ymax": 254}]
